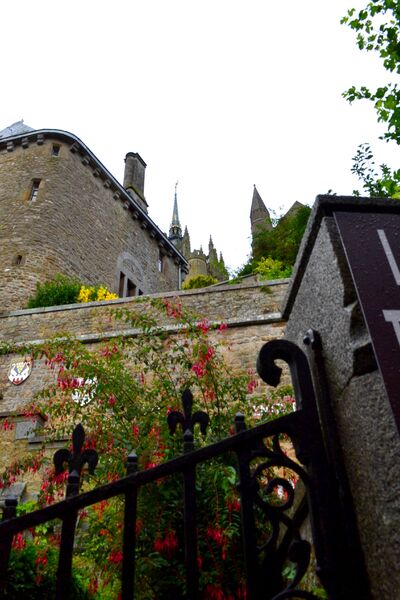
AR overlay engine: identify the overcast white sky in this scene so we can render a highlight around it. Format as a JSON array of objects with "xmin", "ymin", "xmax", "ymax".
[{"xmin": 1, "ymin": 1, "xmax": 398, "ymax": 272}]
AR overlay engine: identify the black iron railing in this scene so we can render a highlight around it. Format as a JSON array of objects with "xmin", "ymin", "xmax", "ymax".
[{"xmin": 0, "ymin": 337, "xmax": 368, "ymax": 599}]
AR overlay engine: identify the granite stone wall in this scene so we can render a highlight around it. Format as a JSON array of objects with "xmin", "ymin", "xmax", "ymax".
[
  {"xmin": 0, "ymin": 135, "xmax": 182, "ymax": 311},
  {"xmin": 283, "ymin": 196, "xmax": 400, "ymax": 600}
]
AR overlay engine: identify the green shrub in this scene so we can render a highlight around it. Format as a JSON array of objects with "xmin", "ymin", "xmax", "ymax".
[
  {"xmin": 182, "ymin": 275, "xmax": 218, "ymax": 290},
  {"xmin": 5, "ymin": 541, "xmax": 90, "ymax": 599},
  {"xmin": 27, "ymin": 274, "xmax": 81, "ymax": 309},
  {"xmin": 254, "ymin": 257, "xmax": 292, "ymax": 281}
]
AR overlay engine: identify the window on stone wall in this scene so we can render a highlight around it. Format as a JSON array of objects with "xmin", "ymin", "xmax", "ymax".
[
  {"xmin": 12, "ymin": 254, "xmax": 25, "ymax": 266},
  {"xmin": 119, "ymin": 272, "xmax": 126, "ymax": 297},
  {"xmin": 29, "ymin": 179, "xmax": 41, "ymax": 201},
  {"xmin": 127, "ymin": 279, "xmax": 136, "ymax": 297},
  {"xmin": 119, "ymin": 271, "xmax": 137, "ymax": 297},
  {"xmin": 52, "ymin": 144, "xmax": 61, "ymax": 156},
  {"xmin": 158, "ymin": 252, "xmax": 164, "ymax": 273}
]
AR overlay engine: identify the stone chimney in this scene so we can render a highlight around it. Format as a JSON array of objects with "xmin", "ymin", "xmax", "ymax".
[{"xmin": 123, "ymin": 152, "xmax": 148, "ymax": 212}]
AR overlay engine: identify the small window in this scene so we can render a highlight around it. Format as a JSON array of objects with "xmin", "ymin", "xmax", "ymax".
[
  {"xmin": 119, "ymin": 271, "xmax": 137, "ymax": 298},
  {"xmin": 29, "ymin": 180, "xmax": 41, "ymax": 202},
  {"xmin": 52, "ymin": 144, "xmax": 61, "ymax": 156},
  {"xmin": 138, "ymin": 289, "xmax": 143, "ymax": 296},
  {"xmin": 127, "ymin": 279, "xmax": 136, "ymax": 297},
  {"xmin": 158, "ymin": 252, "xmax": 164, "ymax": 273},
  {"xmin": 12, "ymin": 254, "xmax": 25, "ymax": 266}
]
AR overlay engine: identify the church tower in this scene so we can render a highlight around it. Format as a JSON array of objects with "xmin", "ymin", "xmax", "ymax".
[{"xmin": 168, "ymin": 185, "xmax": 229, "ymax": 283}]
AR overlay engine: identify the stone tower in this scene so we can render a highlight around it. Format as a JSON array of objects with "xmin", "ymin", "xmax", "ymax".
[{"xmin": 250, "ymin": 185, "xmax": 272, "ymax": 240}]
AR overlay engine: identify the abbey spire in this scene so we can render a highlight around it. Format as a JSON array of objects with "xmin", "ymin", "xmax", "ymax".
[{"xmin": 169, "ymin": 181, "xmax": 183, "ymax": 245}]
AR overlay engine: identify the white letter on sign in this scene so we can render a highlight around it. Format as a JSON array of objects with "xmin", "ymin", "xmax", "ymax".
[
  {"xmin": 378, "ymin": 229, "xmax": 400, "ymax": 285},
  {"xmin": 383, "ymin": 310, "xmax": 400, "ymax": 346}
]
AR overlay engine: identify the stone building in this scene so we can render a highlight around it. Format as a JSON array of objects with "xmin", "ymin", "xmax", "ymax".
[
  {"xmin": 168, "ymin": 183, "xmax": 229, "ymax": 282},
  {"xmin": 0, "ymin": 121, "xmax": 188, "ymax": 311}
]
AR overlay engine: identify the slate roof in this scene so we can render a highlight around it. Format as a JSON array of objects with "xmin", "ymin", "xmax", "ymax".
[
  {"xmin": 250, "ymin": 185, "xmax": 268, "ymax": 216},
  {"xmin": 0, "ymin": 120, "xmax": 35, "ymax": 139}
]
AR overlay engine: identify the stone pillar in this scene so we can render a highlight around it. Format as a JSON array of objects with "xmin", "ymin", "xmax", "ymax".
[{"xmin": 282, "ymin": 195, "xmax": 400, "ymax": 600}]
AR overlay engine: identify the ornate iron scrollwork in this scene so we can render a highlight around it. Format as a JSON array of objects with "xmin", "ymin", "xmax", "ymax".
[{"xmin": 234, "ymin": 338, "xmax": 325, "ymax": 600}]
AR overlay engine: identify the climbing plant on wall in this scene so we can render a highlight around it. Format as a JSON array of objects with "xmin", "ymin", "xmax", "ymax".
[{"xmin": 2, "ymin": 298, "xmax": 297, "ymax": 598}]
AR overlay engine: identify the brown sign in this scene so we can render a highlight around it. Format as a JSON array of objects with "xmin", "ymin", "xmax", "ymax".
[{"xmin": 335, "ymin": 210, "xmax": 400, "ymax": 429}]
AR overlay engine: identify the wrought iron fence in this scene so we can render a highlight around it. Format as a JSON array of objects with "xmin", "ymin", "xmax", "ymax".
[{"xmin": 0, "ymin": 336, "xmax": 368, "ymax": 599}]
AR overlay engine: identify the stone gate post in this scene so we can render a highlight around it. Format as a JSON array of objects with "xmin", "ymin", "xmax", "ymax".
[{"xmin": 282, "ymin": 195, "xmax": 400, "ymax": 600}]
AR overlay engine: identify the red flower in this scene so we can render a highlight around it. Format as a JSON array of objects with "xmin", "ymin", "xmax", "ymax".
[
  {"xmin": 88, "ymin": 577, "xmax": 99, "ymax": 594},
  {"xmin": 108, "ymin": 394, "xmax": 116, "ymax": 407},
  {"xmin": 203, "ymin": 584, "xmax": 226, "ymax": 599},
  {"xmin": 247, "ymin": 379, "xmax": 258, "ymax": 393},
  {"xmin": 108, "ymin": 549, "xmax": 123, "ymax": 564},
  {"xmin": 204, "ymin": 389, "xmax": 215, "ymax": 401},
  {"xmin": 35, "ymin": 554, "xmax": 47, "ymax": 567},
  {"xmin": 154, "ymin": 530, "xmax": 178, "ymax": 559},
  {"xmin": 218, "ymin": 322, "xmax": 228, "ymax": 332},
  {"xmin": 12, "ymin": 532, "xmax": 25, "ymax": 550},
  {"xmin": 203, "ymin": 347, "xmax": 215, "ymax": 362},
  {"xmin": 163, "ymin": 298, "xmax": 183, "ymax": 319},
  {"xmin": 206, "ymin": 525, "xmax": 225, "ymax": 546},
  {"xmin": 226, "ymin": 498, "xmax": 240, "ymax": 513},
  {"xmin": 197, "ymin": 319, "xmax": 210, "ymax": 333},
  {"xmin": 192, "ymin": 362, "xmax": 205, "ymax": 377}
]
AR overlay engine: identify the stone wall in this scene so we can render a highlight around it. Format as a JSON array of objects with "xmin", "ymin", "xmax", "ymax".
[
  {"xmin": 0, "ymin": 281, "xmax": 288, "ymax": 485},
  {"xmin": 0, "ymin": 132, "xmax": 184, "ymax": 311},
  {"xmin": 283, "ymin": 196, "xmax": 400, "ymax": 600}
]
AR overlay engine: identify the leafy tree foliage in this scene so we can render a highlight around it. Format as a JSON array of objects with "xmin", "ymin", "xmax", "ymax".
[
  {"xmin": 342, "ymin": 1, "xmax": 400, "ymax": 144},
  {"xmin": 342, "ymin": 1, "xmax": 400, "ymax": 195},
  {"xmin": 252, "ymin": 205, "xmax": 312, "ymax": 267},
  {"xmin": 254, "ymin": 257, "xmax": 292, "ymax": 281},
  {"xmin": 351, "ymin": 142, "xmax": 400, "ymax": 196}
]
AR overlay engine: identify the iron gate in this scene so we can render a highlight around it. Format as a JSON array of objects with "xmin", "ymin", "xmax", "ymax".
[{"xmin": 0, "ymin": 335, "xmax": 368, "ymax": 599}]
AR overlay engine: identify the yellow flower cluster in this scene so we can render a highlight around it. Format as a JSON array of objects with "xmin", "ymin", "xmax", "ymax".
[
  {"xmin": 78, "ymin": 285, "xmax": 119, "ymax": 303},
  {"xmin": 96, "ymin": 286, "xmax": 118, "ymax": 301}
]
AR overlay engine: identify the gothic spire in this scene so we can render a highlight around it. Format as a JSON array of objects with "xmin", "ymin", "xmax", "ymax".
[{"xmin": 169, "ymin": 181, "xmax": 183, "ymax": 244}]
